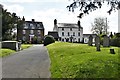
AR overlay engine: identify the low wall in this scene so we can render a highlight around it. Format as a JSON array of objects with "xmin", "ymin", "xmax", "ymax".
[{"xmin": 2, "ymin": 41, "xmax": 21, "ymax": 51}]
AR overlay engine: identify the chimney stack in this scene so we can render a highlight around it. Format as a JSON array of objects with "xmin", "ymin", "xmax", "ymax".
[
  {"xmin": 54, "ymin": 19, "xmax": 57, "ymax": 25},
  {"xmin": 77, "ymin": 20, "xmax": 81, "ymax": 27},
  {"xmin": 32, "ymin": 19, "xmax": 35, "ymax": 22}
]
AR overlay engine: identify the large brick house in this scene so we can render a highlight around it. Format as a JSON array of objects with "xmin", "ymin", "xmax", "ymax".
[{"xmin": 17, "ymin": 18, "xmax": 44, "ymax": 44}]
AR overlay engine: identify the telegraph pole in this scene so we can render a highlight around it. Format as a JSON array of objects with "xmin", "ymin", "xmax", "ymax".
[{"xmin": 106, "ymin": 17, "xmax": 107, "ymax": 35}]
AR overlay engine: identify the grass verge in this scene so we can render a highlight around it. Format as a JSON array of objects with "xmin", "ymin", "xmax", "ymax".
[
  {"xmin": 0, "ymin": 44, "xmax": 32, "ymax": 57},
  {"xmin": 0, "ymin": 49, "xmax": 16, "ymax": 57},
  {"xmin": 21, "ymin": 44, "xmax": 32, "ymax": 50},
  {"xmin": 47, "ymin": 42, "xmax": 119, "ymax": 78}
]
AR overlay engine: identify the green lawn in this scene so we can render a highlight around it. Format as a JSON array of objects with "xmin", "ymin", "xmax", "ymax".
[
  {"xmin": 47, "ymin": 42, "xmax": 119, "ymax": 78},
  {"xmin": 21, "ymin": 44, "xmax": 32, "ymax": 50},
  {"xmin": 0, "ymin": 49, "xmax": 16, "ymax": 57},
  {"xmin": 0, "ymin": 44, "xmax": 32, "ymax": 57}
]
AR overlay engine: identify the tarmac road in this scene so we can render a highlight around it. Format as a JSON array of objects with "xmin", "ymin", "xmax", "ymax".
[{"xmin": 2, "ymin": 44, "xmax": 51, "ymax": 78}]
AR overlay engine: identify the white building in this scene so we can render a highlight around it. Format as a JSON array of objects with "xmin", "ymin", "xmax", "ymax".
[{"xmin": 53, "ymin": 19, "xmax": 83, "ymax": 42}]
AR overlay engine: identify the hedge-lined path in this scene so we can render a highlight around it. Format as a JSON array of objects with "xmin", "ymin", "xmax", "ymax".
[{"xmin": 2, "ymin": 44, "xmax": 51, "ymax": 78}]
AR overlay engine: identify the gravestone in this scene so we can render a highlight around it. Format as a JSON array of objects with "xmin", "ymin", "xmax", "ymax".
[
  {"xmin": 88, "ymin": 35, "xmax": 93, "ymax": 46},
  {"xmin": 103, "ymin": 36, "xmax": 110, "ymax": 47},
  {"xmin": 110, "ymin": 48, "xmax": 115, "ymax": 54},
  {"xmin": 96, "ymin": 43, "xmax": 101, "ymax": 51},
  {"xmin": 95, "ymin": 36, "xmax": 100, "ymax": 46},
  {"xmin": 95, "ymin": 36, "xmax": 101, "ymax": 51}
]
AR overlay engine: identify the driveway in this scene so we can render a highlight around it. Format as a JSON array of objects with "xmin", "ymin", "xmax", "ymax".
[{"xmin": 2, "ymin": 44, "xmax": 51, "ymax": 78}]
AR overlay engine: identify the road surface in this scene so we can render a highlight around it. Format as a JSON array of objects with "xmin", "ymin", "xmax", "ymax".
[{"xmin": 2, "ymin": 44, "xmax": 51, "ymax": 78}]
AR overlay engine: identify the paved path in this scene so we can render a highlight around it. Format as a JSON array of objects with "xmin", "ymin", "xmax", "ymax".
[{"xmin": 2, "ymin": 44, "xmax": 51, "ymax": 78}]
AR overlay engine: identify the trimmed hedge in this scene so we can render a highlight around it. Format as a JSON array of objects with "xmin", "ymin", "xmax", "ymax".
[
  {"xmin": 44, "ymin": 35, "xmax": 55, "ymax": 46},
  {"xmin": 110, "ymin": 38, "xmax": 120, "ymax": 47},
  {"xmin": 110, "ymin": 33, "xmax": 120, "ymax": 47}
]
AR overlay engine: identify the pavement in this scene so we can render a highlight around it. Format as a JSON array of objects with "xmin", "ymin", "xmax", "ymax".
[{"xmin": 2, "ymin": 44, "xmax": 51, "ymax": 78}]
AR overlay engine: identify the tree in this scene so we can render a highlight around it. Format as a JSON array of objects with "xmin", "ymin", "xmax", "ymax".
[
  {"xmin": 2, "ymin": 5, "xmax": 24, "ymax": 40},
  {"xmin": 91, "ymin": 17, "xmax": 109, "ymax": 35},
  {"xmin": 67, "ymin": 0, "xmax": 120, "ymax": 18}
]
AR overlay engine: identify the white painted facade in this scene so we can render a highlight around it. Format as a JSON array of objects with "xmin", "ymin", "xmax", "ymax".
[{"xmin": 53, "ymin": 19, "xmax": 83, "ymax": 42}]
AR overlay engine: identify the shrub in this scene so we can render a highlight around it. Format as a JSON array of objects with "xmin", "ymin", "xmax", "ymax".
[
  {"xmin": 44, "ymin": 35, "xmax": 55, "ymax": 46},
  {"xmin": 99, "ymin": 34, "xmax": 106, "ymax": 45},
  {"xmin": 110, "ymin": 33, "xmax": 120, "ymax": 47}
]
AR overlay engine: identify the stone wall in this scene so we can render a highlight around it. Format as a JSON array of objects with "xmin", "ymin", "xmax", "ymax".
[{"xmin": 2, "ymin": 41, "xmax": 21, "ymax": 51}]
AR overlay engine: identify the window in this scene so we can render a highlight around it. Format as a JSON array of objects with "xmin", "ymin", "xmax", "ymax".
[
  {"xmin": 73, "ymin": 32, "xmax": 75, "ymax": 36},
  {"xmin": 38, "ymin": 30, "xmax": 41, "ymax": 34},
  {"xmin": 37, "ymin": 24, "xmax": 41, "ymax": 29},
  {"xmin": 23, "ymin": 30, "xmax": 26, "ymax": 34},
  {"xmin": 85, "ymin": 38, "xmax": 88, "ymax": 43},
  {"xmin": 22, "ymin": 36, "xmax": 26, "ymax": 41},
  {"xmin": 78, "ymin": 32, "xmax": 80, "ymax": 36},
  {"xmin": 62, "ymin": 39, "xmax": 64, "ymax": 41},
  {"xmin": 68, "ymin": 32, "xmax": 70, "ymax": 36},
  {"xmin": 30, "ymin": 30, "xmax": 34, "ymax": 34},
  {"xmin": 37, "ymin": 24, "xmax": 40, "ymax": 27},
  {"xmin": 38, "ymin": 36, "xmax": 41, "ymax": 40},
  {"xmin": 62, "ymin": 28, "xmax": 64, "ymax": 31},
  {"xmin": 70, "ymin": 28, "xmax": 72, "ymax": 31},
  {"xmin": 30, "ymin": 24, "xmax": 34, "ymax": 29},
  {"xmin": 78, "ymin": 38, "xmax": 80, "ymax": 42},
  {"xmin": 62, "ymin": 32, "xmax": 64, "ymax": 36}
]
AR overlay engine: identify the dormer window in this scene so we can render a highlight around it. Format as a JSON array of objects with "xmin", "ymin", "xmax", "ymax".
[
  {"xmin": 37, "ymin": 24, "xmax": 41, "ymax": 29},
  {"xmin": 30, "ymin": 24, "xmax": 34, "ymax": 29},
  {"xmin": 37, "ymin": 24, "xmax": 40, "ymax": 27}
]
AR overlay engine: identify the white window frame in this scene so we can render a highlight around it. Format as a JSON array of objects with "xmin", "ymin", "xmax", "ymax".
[
  {"xmin": 30, "ymin": 24, "xmax": 35, "ymax": 29},
  {"xmin": 78, "ymin": 32, "xmax": 80, "ymax": 36},
  {"xmin": 30, "ymin": 30, "xmax": 34, "ymax": 34},
  {"xmin": 23, "ymin": 30, "xmax": 26, "ymax": 34},
  {"xmin": 62, "ymin": 32, "xmax": 64, "ymax": 36},
  {"xmin": 38, "ymin": 30, "xmax": 41, "ymax": 34}
]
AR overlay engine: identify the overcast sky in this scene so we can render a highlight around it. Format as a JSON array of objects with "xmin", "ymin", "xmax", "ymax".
[{"xmin": 1, "ymin": 0, "xmax": 119, "ymax": 34}]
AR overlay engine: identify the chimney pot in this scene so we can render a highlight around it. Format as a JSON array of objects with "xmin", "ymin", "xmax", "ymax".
[{"xmin": 32, "ymin": 19, "xmax": 35, "ymax": 22}]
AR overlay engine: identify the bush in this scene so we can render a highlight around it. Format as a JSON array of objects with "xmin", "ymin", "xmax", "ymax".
[
  {"xmin": 44, "ymin": 35, "xmax": 55, "ymax": 46},
  {"xmin": 110, "ymin": 38, "xmax": 120, "ymax": 47},
  {"xmin": 110, "ymin": 33, "xmax": 120, "ymax": 47},
  {"xmin": 99, "ymin": 34, "xmax": 106, "ymax": 45}
]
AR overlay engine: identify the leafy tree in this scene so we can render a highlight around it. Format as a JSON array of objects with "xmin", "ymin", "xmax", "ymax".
[
  {"xmin": 67, "ymin": 0, "xmax": 120, "ymax": 18},
  {"xmin": 1, "ymin": 5, "xmax": 23, "ymax": 40},
  {"xmin": 91, "ymin": 17, "xmax": 109, "ymax": 35}
]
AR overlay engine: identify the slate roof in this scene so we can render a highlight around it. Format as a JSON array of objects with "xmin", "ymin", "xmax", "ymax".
[
  {"xmin": 57, "ymin": 23, "xmax": 83, "ymax": 29},
  {"xmin": 48, "ymin": 31, "xmax": 59, "ymax": 38},
  {"xmin": 25, "ymin": 21, "xmax": 44, "ymax": 29}
]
